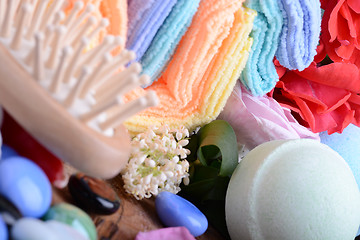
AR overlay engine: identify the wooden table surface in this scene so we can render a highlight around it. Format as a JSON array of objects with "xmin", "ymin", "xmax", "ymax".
[{"xmin": 52, "ymin": 173, "xmax": 225, "ymax": 240}]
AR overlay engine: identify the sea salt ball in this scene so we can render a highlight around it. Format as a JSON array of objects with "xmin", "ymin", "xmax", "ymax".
[{"xmin": 226, "ymin": 139, "xmax": 360, "ymax": 240}]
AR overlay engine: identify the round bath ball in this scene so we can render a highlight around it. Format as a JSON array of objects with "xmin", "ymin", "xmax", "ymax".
[{"xmin": 225, "ymin": 139, "xmax": 360, "ymax": 240}]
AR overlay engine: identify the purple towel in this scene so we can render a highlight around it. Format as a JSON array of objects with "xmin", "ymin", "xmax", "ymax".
[
  {"xmin": 275, "ymin": 0, "xmax": 321, "ymax": 71},
  {"xmin": 126, "ymin": 0, "xmax": 176, "ymax": 61}
]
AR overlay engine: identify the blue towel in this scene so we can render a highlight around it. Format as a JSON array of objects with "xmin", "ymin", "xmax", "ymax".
[
  {"xmin": 240, "ymin": 0, "xmax": 283, "ymax": 96},
  {"xmin": 275, "ymin": 0, "xmax": 321, "ymax": 71},
  {"xmin": 126, "ymin": 0, "xmax": 177, "ymax": 62},
  {"xmin": 140, "ymin": 0, "xmax": 200, "ymax": 86}
]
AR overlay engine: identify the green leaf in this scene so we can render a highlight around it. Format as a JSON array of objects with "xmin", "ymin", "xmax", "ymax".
[
  {"xmin": 180, "ymin": 120, "xmax": 238, "ymax": 239},
  {"xmin": 197, "ymin": 120, "xmax": 238, "ymax": 176}
]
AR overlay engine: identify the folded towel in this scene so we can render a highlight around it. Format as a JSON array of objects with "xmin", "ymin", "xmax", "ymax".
[
  {"xmin": 126, "ymin": 0, "xmax": 176, "ymax": 61},
  {"xmin": 123, "ymin": 0, "xmax": 255, "ymax": 133},
  {"xmin": 240, "ymin": 0, "xmax": 283, "ymax": 96},
  {"xmin": 100, "ymin": 0, "xmax": 127, "ymax": 41},
  {"xmin": 64, "ymin": 0, "xmax": 128, "ymax": 53},
  {"xmin": 275, "ymin": 0, "xmax": 321, "ymax": 71},
  {"xmin": 140, "ymin": 0, "xmax": 201, "ymax": 85}
]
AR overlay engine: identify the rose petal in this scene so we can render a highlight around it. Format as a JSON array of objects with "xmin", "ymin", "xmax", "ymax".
[
  {"xmin": 348, "ymin": 0, "xmax": 360, "ymax": 13},
  {"xmin": 349, "ymin": 93, "xmax": 360, "ymax": 126},
  {"xmin": 339, "ymin": 3, "xmax": 356, "ymax": 39},
  {"xmin": 296, "ymin": 62, "xmax": 360, "ymax": 92},
  {"xmin": 328, "ymin": 0, "xmax": 346, "ymax": 42}
]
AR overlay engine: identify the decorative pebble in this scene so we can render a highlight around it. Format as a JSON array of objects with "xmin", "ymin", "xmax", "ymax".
[
  {"xmin": 46, "ymin": 220, "xmax": 88, "ymax": 240},
  {"xmin": 0, "ymin": 215, "xmax": 7, "ymax": 240},
  {"xmin": 68, "ymin": 173, "xmax": 120, "ymax": 215},
  {"xmin": 42, "ymin": 203, "xmax": 97, "ymax": 240},
  {"xmin": 0, "ymin": 130, "xmax": 2, "ymax": 159},
  {"xmin": 0, "ymin": 157, "xmax": 52, "ymax": 218},
  {"xmin": 135, "ymin": 226, "xmax": 196, "ymax": 240},
  {"xmin": 0, "ymin": 194, "xmax": 22, "ymax": 225},
  {"xmin": 11, "ymin": 218, "xmax": 89, "ymax": 240},
  {"xmin": 155, "ymin": 191, "xmax": 208, "ymax": 237},
  {"xmin": 11, "ymin": 218, "xmax": 59, "ymax": 240},
  {"xmin": 0, "ymin": 144, "xmax": 19, "ymax": 160}
]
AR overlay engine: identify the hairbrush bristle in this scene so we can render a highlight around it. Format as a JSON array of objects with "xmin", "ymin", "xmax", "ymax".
[{"xmin": 0, "ymin": 0, "xmax": 158, "ymax": 136}]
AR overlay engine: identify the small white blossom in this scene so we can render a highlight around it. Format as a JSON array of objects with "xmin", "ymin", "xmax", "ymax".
[{"xmin": 122, "ymin": 125, "xmax": 191, "ymax": 200}]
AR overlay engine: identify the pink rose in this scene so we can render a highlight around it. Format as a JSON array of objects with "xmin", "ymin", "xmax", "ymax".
[{"xmin": 218, "ymin": 83, "xmax": 319, "ymax": 156}]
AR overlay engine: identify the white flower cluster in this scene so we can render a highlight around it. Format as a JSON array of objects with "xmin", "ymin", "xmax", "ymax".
[{"xmin": 122, "ymin": 125, "xmax": 191, "ymax": 200}]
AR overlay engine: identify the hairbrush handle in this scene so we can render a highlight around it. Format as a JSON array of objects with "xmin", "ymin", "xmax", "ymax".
[{"xmin": 0, "ymin": 43, "xmax": 131, "ymax": 179}]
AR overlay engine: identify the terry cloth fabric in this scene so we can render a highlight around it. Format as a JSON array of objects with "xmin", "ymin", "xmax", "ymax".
[
  {"xmin": 241, "ymin": 0, "xmax": 283, "ymax": 96},
  {"xmin": 126, "ymin": 0, "xmax": 176, "ymax": 61},
  {"xmin": 275, "ymin": 0, "xmax": 321, "ymax": 71},
  {"xmin": 64, "ymin": 0, "xmax": 128, "ymax": 54},
  {"xmin": 123, "ymin": 0, "xmax": 255, "ymax": 134},
  {"xmin": 140, "ymin": 0, "xmax": 201, "ymax": 86},
  {"xmin": 100, "ymin": 0, "xmax": 128, "ymax": 42}
]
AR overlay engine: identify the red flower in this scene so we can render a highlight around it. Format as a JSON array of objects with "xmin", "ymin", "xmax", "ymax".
[
  {"xmin": 321, "ymin": 0, "xmax": 360, "ymax": 67},
  {"xmin": 271, "ymin": 57, "xmax": 360, "ymax": 134}
]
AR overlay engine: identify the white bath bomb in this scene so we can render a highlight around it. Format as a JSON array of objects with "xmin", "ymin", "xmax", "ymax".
[{"xmin": 226, "ymin": 139, "xmax": 360, "ymax": 240}]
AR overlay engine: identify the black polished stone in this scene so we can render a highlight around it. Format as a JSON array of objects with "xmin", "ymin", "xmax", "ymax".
[
  {"xmin": 0, "ymin": 193, "xmax": 22, "ymax": 225},
  {"xmin": 68, "ymin": 173, "xmax": 121, "ymax": 215}
]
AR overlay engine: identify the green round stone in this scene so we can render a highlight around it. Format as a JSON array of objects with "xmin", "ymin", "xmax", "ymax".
[{"xmin": 42, "ymin": 203, "xmax": 97, "ymax": 240}]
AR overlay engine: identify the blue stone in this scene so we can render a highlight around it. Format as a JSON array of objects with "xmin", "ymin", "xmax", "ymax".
[
  {"xmin": 1, "ymin": 144, "xmax": 19, "ymax": 160},
  {"xmin": 0, "ymin": 157, "xmax": 52, "ymax": 218},
  {"xmin": 0, "ymin": 215, "xmax": 7, "ymax": 240},
  {"xmin": 155, "ymin": 191, "xmax": 208, "ymax": 237}
]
